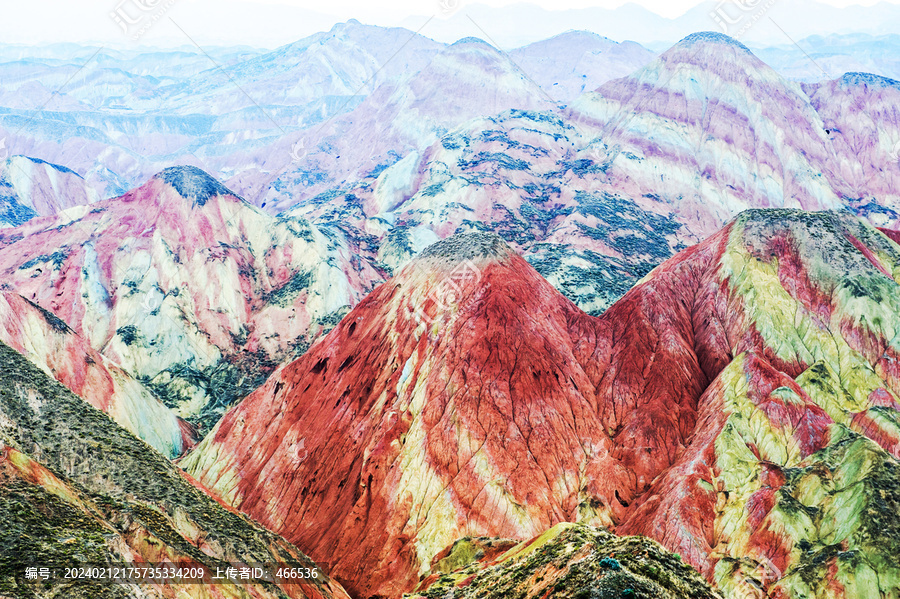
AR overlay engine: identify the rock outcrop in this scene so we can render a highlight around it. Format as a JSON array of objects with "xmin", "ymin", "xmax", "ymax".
[{"xmin": 407, "ymin": 522, "xmax": 721, "ymax": 599}]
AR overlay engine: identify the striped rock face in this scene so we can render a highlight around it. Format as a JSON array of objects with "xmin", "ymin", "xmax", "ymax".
[
  {"xmin": 291, "ymin": 33, "xmax": 900, "ymax": 318},
  {"xmin": 803, "ymin": 72, "xmax": 900, "ymax": 227},
  {"xmin": 0, "ymin": 166, "xmax": 382, "ymax": 432},
  {"xmin": 183, "ymin": 211, "xmax": 900, "ymax": 598}
]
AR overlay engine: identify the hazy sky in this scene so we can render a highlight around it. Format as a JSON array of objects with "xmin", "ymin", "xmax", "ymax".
[
  {"xmin": 0, "ymin": 0, "xmax": 896, "ymax": 48},
  {"xmin": 218, "ymin": 0, "xmax": 885, "ymax": 19}
]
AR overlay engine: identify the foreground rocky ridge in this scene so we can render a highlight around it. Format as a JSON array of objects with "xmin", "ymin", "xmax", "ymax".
[
  {"xmin": 407, "ymin": 522, "xmax": 720, "ymax": 599},
  {"xmin": 183, "ymin": 211, "xmax": 900, "ymax": 598},
  {"xmin": 0, "ymin": 341, "xmax": 350, "ymax": 599}
]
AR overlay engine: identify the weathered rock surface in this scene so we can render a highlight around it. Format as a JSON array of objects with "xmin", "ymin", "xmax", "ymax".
[
  {"xmin": 295, "ymin": 32, "xmax": 891, "ymax": 317},
  {"xmin": 0, "ymin": 340, "xmax": 350, "ymax": 599},
  {"xmin": 802, "ymin": 72, "xmax": 900, "ymax": 227},
  {"xmin": 184, "ymin": 211, "xmax": 900, "ymax": 598}
]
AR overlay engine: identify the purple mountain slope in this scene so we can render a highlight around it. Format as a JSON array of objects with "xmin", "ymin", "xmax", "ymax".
[{"xmin": 0, "ymin": 155, "xmax": 99, "ymax": 227}]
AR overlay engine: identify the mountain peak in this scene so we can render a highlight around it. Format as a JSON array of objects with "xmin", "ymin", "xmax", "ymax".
[
  {"xmin": 676, "ymin": 31, "xmax": 752, "ymax": 53},
  {"xmin": 151, "ymin": 165, "xmax": 236, "ymax": 207},
  {"xmin": 451, "ymin": 36, "xmax": 493, "ymax": 48},
  {"xmin": 331, "ymin": 18, "xmax": 363, "ymax": 33},
  {"xmin": 184, "ymin": 210, "xmax": 900, "ymax": 598},
  {"xmin": 417, "ymin": 232, "xmax": 513, "ymax": 264},
  {"xmin": 839, "ymin": 71, "xmax": 900, "ymax": 89}
]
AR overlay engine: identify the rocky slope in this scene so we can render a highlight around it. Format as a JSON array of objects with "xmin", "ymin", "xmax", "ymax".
[
  {"xmin": 0, "ymin": 340, "xmax": 350, "ymax": 599},
  {"xmin": 6, "ymin": 32, "xmax": 900, "ymax": 317},
  {"xmin": 0, "ymin": 25, "xmax": 656, "ymax": 219},
  {"xmin": 573, "ymin": 32, "xmax": 844, "ymax": 228},
  {"xmin": 803, "ymin": 72, "xmax": 900, "ymax": 226},
  {"xmin": 508, "ymin": 31, "xmax": 656, "ymax": 104},
  {"xmin": 0, "ymin": 291, "xmax": 191, "ymax": 458},
  {"xmin": 407, "ymin": 522, "xmax": 720, "ymax": 599},
  {"xmin": 184, "ymin": 212, "xmax": 900, "ymax": 598},
  {"xmin": 0, "ymin": 165, "xmax": 382, "ymax": 432},
  {"xmin": 291, "ymin": 107, "xmax": 688, "ymax": 315},
  {"xmin": 0, "ymin": 22, "xmax": 444, "ymax": 202},
  {"xmin": 0, "ymin": 156, "xmax": 99, "ymax": 228}
]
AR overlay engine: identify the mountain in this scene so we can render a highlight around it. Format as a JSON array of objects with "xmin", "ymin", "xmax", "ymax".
[
  {"xmin": 409, "ymin": 522, "xmax": 719, "ymax": 599},
  {"xmin": 315, "ymin": 106, "xmax": 690, "ymax": 315},
  {"xmin": 184, "ymin": 211, "xmax": 900, "ymax": 598},
  {"xmin": 0, "ymin": 22, "xmax": 444, "ymax": 208},
  {"xmin": 398, "ymin": 0, "xmax": 900, "ymax": 48},
  {"xmin": 254, "ymin": 36, "xmax": 557, "ymax": 213},
  {"xmin": 0, "ymin": 166, "xmax": 383, "ymax": 432},
  {"xmin": 752, "ymin": 33, "xmax": 900, "ymax": 83},
  {"xmin": 0, "ymin": 339, "xmax": 350, "ymax": 599},
  {"xmin": 183, "ymin": 230, "xmax": 642, "ymax": 597},
  {"xmin": 508, "ymin": 31, "xmax": 656, "ymax": 103},
  {"xmin": 803, "ymin": 72, "xmax": 900, "ymax": 226},
  {"xmin": 0, "ymin": 156, "xmax": 100, "ymax": 228},
  {"xmin": 573, "ymin": 32, "xmax": 844, "ymax": 229},
  {"xmin": 0, "ymin": 292, "xmax": 191, "ymax": 458},
  {"xmin": 176, "ymin": 20, "xmax": 441, "ymax": 114},
  {"xmin": 4, "ymin": 28, "xmax": 900, "ymax": 252},
  {"xmin": 289, "ymin": 32, "xmax": 866, "ymax": 316}
]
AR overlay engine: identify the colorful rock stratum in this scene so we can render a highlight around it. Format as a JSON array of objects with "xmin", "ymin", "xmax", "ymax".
[
  {"xmin": 184, "ymin": 211, "xmax": 900, "ymax": 599},
  {"xmin": 0, "ymin": 291, "xmax": 192, "ymax": 458}
]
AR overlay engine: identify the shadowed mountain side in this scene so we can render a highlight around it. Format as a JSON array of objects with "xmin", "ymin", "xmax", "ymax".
[
  {"xmin": 0, "ymin": 291, "xmax": 192, "ymax": 458},
  {"xmin": 0, "ymin": 341, "xmax": 350, "ymax": 599}
]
